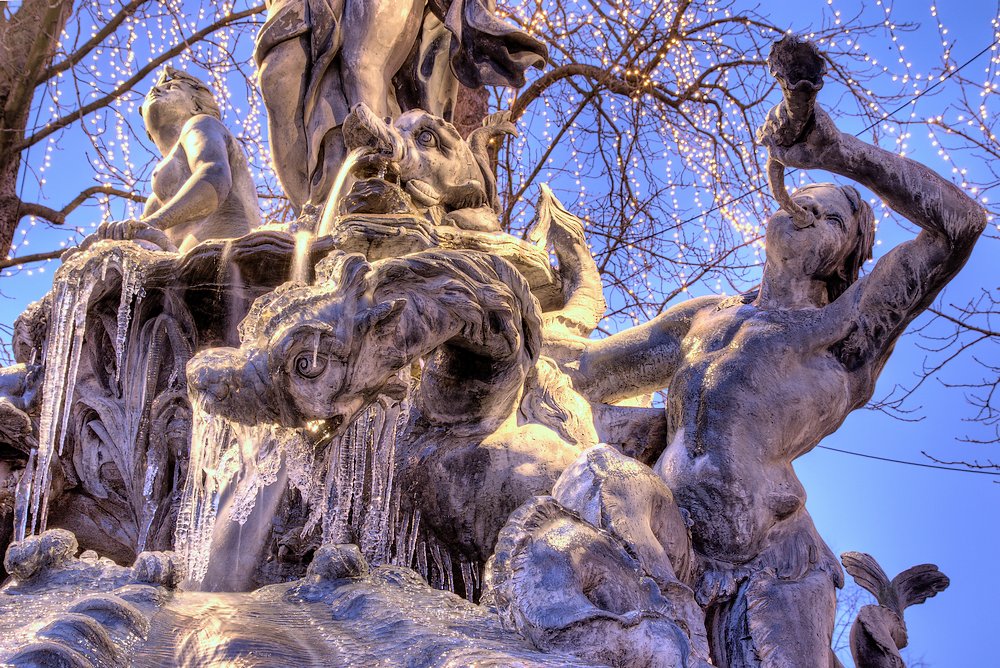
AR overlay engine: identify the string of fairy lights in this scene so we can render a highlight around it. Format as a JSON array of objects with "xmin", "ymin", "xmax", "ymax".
[
  {"xmin": 7, "ymin": 0, "xmax": 274, "ymax": 277},
  {"xmin": 4, "ymin": 0, "xmax": 998, "ymax": 337}
]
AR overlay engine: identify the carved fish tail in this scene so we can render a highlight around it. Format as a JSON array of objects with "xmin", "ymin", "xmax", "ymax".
[{"xmin": 841, "ymin": 552, "xmax": 949, "ymax": 668}]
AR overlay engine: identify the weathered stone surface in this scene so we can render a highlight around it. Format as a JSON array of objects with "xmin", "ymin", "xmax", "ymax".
[
  {"xmin": 0, "ymin": 533, "xmax": 595, "ymax": 667},
  {"xmin": 481, "ymin": 446, "xmax": 712, "ymax": 666},
  {"xmin": 0, "ymin": 34, "xmax": 978, "ymax": 668},
  {"xmin": 254, "ymin": 0, "xmax": 546, "ymax": 211},
  {"xmin": 4, "ymin": 529, "xmax": 78, "ymax": 581},
  {"xmin": 558, "ymin": 38, "xmax": 984, "ymax": 665}
]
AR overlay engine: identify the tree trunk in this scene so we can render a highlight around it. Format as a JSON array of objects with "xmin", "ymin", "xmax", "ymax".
[{"xmin": 0, "ymin": 0, "xmax": 75, "ymax": 260}]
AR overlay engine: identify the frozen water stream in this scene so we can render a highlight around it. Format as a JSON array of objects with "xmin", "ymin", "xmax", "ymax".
[
  {"xmin": 175, "ymin": 394, "xmax": 413, "ymax": 589},
  {"xmin": 175, "ymin": 400, "xmax": 320, "ymax": 587},
  {"xmin": 15, "ymin": 248, "xmax": 144, "ymax": 542}
]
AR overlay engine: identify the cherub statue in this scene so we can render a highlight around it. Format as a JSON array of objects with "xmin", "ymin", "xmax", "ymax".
[
  {"xmin": 79, "ymin": 67, "xmax": 260, "ymax": 254},
  {"xmin": 565, "ymin": 40, "xmax": 986, "ymax": 668},
  {"xmin": 254, "ymin": 0, "xmax": 547, "ymax": 212}
]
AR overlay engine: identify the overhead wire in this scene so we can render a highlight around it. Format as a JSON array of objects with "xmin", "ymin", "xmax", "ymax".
[{"xmin": 816, "ymin": 445, "xmax": 1000, "ymax": 475}]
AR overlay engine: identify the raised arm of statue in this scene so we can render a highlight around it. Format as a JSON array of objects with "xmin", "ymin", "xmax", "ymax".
[
  {"xmin": 764, "ymin": 106, "xmax": 987, "ymax": 367},
  {"xmin": 572, "ymin": 295, "xmax": 717, "ymax": 404}
]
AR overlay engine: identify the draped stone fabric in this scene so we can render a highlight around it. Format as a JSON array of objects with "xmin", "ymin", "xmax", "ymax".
[{"xmin": 253, "ymin": 0, "xmax": 546, "ymax": 209}]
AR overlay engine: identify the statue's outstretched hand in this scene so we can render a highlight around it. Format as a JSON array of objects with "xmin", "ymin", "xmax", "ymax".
[
  {"xmin": 758, "ymin": 105, "xmax": 842, "ymax": 172},
  {"xmin": 61, "ymin": 219, "xmax": 178, "ymax": 261}
]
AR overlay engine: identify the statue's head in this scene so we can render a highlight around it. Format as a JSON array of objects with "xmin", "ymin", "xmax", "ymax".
[
  {"xmin": 765, "ymin": 182, "xmax": 875, "ymax": 302},
  {"xmin": 186, "ymin": 252, "xmax": 408, "ymax": 437},
  {"xmin": 338, "ymin": 104, "xmax": 516, "ymax": 222},
  {"xmin": 141, "ymin": 66, "xmax": 221, "ymax": 133}
]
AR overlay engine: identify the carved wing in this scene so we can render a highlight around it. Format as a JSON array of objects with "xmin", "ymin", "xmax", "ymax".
[
  {"xmin": 890, "ymin": 563, "xmax": 949, "ymax": 611},
  {"xmin": 842, "ymin": 551, "xmax": 898, "ymax": 614}
]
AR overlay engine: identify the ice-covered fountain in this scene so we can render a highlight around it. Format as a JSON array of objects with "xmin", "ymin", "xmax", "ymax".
[{"xmin": 0, "ymin": 12, "xmax": 979, "ymax": 668}]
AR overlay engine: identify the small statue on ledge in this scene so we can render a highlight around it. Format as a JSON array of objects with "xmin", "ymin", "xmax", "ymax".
[{"xmin": 71, "ymin": 67, "xmax": 260, "ymax": 255}]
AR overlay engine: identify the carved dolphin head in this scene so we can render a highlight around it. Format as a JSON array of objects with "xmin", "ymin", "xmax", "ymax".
[
  {"xmin": 341, "ymin": 104, "xmax": 515, "ymax": 217},
  {"xmin": 186, "ymin": 253, "xmax": 409, "ymax": 437}
]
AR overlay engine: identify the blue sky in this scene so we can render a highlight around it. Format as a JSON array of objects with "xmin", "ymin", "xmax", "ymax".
[
  {"xmin": 0, "ymin": 1, "xmax": 997, "ymax": 665},
  {"xmin": 775, "ymin": 2, "xmax": 1000, "ymax": 664}
]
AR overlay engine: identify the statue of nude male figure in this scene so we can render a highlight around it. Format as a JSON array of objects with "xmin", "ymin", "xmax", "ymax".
[{"xmin": 570, "ymin": 104, "xmax": 986, "ymax": 667}]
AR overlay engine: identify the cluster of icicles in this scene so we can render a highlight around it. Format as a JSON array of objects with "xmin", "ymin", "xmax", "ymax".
[
  {"xmin": 13, "ymin": 198, "xmax": 483, "ymax": 596},
  {"xmin": 14, "ymin": 248, "xmax": 145, "ymax": 542},
  {"xmin": 177, "ymin": 390, "xmax": 483, "ymax": 596},
  {"xmin": 174, "ymin": 395, "xmax": 412, "ymax": 585},
  {"xmin": 8, "ymin": 239, "xmax": 417, "ymax": 587}
]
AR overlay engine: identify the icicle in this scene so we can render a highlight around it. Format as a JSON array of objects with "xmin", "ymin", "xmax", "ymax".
[
  {"xmin": 441, "ymin": 548, "xmax": 454, "ymax": 593},
  {"xmin": 326, "ymin": 428, "xmax": 355, "ymax": 544},
  {"xmin": 114, "ymin": 253, "xmax": 145, "ymax": 384},
  {"xmin": 416, "ymin": 539, "xmax": 428, "ymax": 582},
  {"xmin": 430, "ymin": 541, "xmax": 445, "ymax": 589},
  {"xmin": 393, "ymin": 510, "xmax": 411, "ymax": 568},
  {"xmin": 350, "ymin": 407, "xmax": 371, "ymax": 534},
  {"xmin": 361, "ymin": 401, "xmax": 394, "ymax": 563},
  {"xmin": 28, "ymin": 268, "xmax": 96, "ymax": 536},
  {"xmin": 12, "ymin": 449, "xmax": 36, "ymax": 542},
  {"xmin": 471, "ymin": 558, "xmax": 481, "ymax": 595},
  {"xmin": 406, "ymin": 510, "xmax": 421, "ymax": 567},
  {"xmin": 57, "ymin": 279, "xmax": 96, "ymax": 458},
  {"xmin": 175, "ymin": 409, "xmax": 322, "ymax": 584},
  {"xmin": 460, "ymin": 560, "xmax": 475, "ymax": 602},
  {"xmin": 284, "ymin": 427, "xmax": 319, "ymax": 505},
  {"xmin": 175, "ymin": 400, "xmax": 234, "ymax": 584}
]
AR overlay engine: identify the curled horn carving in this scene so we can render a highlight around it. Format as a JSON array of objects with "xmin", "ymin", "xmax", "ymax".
[{"xmin": 468, "ymin": 111, "xmax": 518, "ymax": 211}]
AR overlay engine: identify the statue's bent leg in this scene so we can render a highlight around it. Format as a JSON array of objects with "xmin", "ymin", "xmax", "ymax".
[
  {"xmin": 258, "ymin": 37, "xmax": 311, "ymax": 211},
  {"xmin": 340, "ymin": 0, "xmax": 426, "ymax": 119},
  {"xmin": 708, "ymin": 568, "xmax": 840, "ymax": 668}
]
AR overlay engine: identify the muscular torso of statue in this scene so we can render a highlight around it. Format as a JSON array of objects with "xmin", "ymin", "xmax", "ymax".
[
  {"xmin": 146, "ymin": 116, "xmax": 259, "ymax": 250},
  {"xmin": 656, "ymin": 299, "xmax": 862, "ymax": 563}
]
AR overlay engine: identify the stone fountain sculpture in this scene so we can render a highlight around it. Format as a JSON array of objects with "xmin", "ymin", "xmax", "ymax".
[{"xmin": 0, "ymin": 21, "xmax": 979, "ymax": 668}]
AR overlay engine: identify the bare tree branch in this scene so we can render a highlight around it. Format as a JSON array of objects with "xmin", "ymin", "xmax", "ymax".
[
  {"xmin": 0, "ymin": 249, "xmax": 62, "ymax": 270},
  {"xmin": 19, "ymin": 185, "xmax": 145, "ymax": 225},
  {"xmin": 18, "ymin": 3, "xmax": 265, "ymax": 151},
  {"xmin": 40, "ymin": 0, "xmax": 149, "ymax": 83}
]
